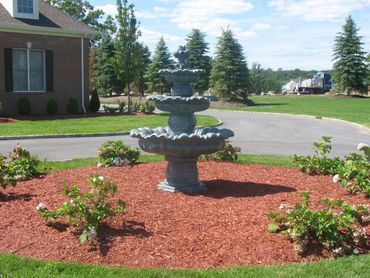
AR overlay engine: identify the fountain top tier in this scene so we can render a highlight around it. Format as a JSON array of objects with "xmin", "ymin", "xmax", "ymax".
[{"xmin": 159, "ymin": 46, "xmax": 203, "ymax": 97}]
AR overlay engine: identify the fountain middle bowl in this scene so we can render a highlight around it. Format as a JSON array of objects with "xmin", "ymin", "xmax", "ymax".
[
  {"xmin": 147, "ymin": 95, "xmax": 210, "ymax": 113},
  {"xmin": 159, "ymin": 69, "xmax": 203, "ymax": 84},
  {"xmin": 130, "ymin": 127, "xmax": 234, "ymax": 157}
]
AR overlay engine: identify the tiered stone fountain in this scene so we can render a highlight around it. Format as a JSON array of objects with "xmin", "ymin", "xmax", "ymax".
[{"xmin": 131, "ymin": 46, "xmax": 234, "ymax": 194}]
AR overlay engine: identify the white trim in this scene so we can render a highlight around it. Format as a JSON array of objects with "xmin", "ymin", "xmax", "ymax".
[
  {"xmin": 13, "ymin": 0, "xmax": 39, "ymax": 20},
  {"xmin": 80, "ymin": 37, "xmax": 86, "ymax": 113},
  {"xmin": 0, "ymin": 22, "xmax": 97, "ymax": 39}
]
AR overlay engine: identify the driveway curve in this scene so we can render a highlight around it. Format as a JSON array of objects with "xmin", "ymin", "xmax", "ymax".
[{"xmin": 0, "ymin": 110, "xmax": 369, "ymax": 160}]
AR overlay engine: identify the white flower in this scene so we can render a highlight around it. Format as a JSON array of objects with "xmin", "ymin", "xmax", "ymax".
[
  {"xmin": 357, "ymin": 143, "xmax": 369, "ymax": 151},
  {"xmin": 113, "ymin": 157, "xmax": 123, "ymax": 166},
  {"xmin": 36, "ymin": 202, "xmax": 47, "ymax": 211},
  {"xmin": 69, "ymin": 199, "xmax": 74, "ymax": 204},
  {"xmin": 97, "ymin": 162, "xmax": 103, "ymax": 168},
  {"xmin": 92, "ymin": 177, "xmax": 97, "ymax": 183},
  {"xmin": 279, "ymin": 204, "xmax": 292, "ymax": 210},
  {"xmin": 87, "ymin": 228, "xmax": 97, "ymax": 241},
  {"xmin": 122, "ymin": 158, "xmax": 130, "ymax": 166},
  {"xmin": 98, "ymin": 176, "xmax": 104, "ymax": 181},
  {"xmin": 332, "ymin": 174, "xmax": 341, "ymax": 183}
]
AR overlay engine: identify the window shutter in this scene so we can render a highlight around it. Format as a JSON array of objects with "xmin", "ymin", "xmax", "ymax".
[
  {"xmin": 4, "ymin": 48, "xmax": 13, "ymax": 92},
  {"xmin": 45, "ymin": 50, "xmax": 53, "ymax": 92}
]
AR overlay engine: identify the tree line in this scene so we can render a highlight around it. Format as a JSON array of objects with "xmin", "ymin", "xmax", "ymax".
[{"xmin": 47, "ymin": 1, "xmax": 370, "ymax": 101}]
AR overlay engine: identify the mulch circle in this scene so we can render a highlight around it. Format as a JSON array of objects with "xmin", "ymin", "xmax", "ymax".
[
  {"xmin": 0, "ymin": 117, "xmax": 17, "ymax": 123},
  {"xmin": 0, "ymin": 161, "xmax": 369, "ymax": 268}
]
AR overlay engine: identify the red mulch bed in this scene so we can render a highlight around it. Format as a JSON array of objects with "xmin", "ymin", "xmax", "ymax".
[
  {"xmin": 0, "ymin": 162, "xmax": 369, "ymax": 268},
  {"xmin": 0, "ymin": 117, "xmax": 17, "ymax": 123}
]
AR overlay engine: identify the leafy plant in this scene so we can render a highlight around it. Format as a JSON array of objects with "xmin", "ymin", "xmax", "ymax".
[
  {"xmin": 144, "ymin": 101, "xmax": 155, "ymax": 113},
  {"xmin": 0, "ymin": 144, "xmax": 42, "ymax": 190},
  {"xmin": 17, "ymin": 97, "xmax": 31, "ymax": 115},
  {"xmin": 201, "ymin": 140, "xmax": 241, "ymax": 162},
  {"xmin": 103, "ymin": 105, "xmax": 119, "ymax": 114},
  {"xmin": 268, "ymin": 192, "xmax": 369, "ymax": 257},
  {"xmin": 89, "ymin": 90, "xmax": 100, "ymax": 113},
  {"xmin": 336, "ymin": 153, "xmax": 370, "ymax": 197},
  {"xmin": 38, "ymin": 174, "xmax": 126, "ymax": 243},
  {"xmin": 116, "ymin": 100, "xmax": 126, "ymax": 113},
  {"xmin": 292, "ymin": 136, "xmax": 342, "ymax": 175},
  {"xmin": 97, "ymin": 140, "xmax": 140, "ymax": 167},
  {"xmin": 46, "ymin": 98, "xmax": 58, "ymax": 115},
  {"xmin": 67, "ymin": 98, "xmax": 79, "ymax": 114}
]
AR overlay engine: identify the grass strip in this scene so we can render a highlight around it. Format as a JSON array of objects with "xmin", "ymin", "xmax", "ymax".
[{"xmin": 0, "ymin": 253, "xmax": 368, "ymax": 278}]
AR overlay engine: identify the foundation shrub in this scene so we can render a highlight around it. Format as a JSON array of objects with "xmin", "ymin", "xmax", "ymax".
[
  {"xmin": 46, "ymin": 98, "xmax": 58, "ymax": 115},
  {"xmin": 17, "ymin": 97, "xmax": 31, "ymax": 115},
  {"xmin": 67, "ymin": 98, "xmax": 79, "ymax": 114},
  {"xmin": 89, "ymin": 90, "xmax": 100, "ymax": 113}
]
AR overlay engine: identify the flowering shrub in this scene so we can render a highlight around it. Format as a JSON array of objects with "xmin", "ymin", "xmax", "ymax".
[
  {"xmin": 97, "ymin": 140, "xmax": 140, "ymax": 167},
  {"xmin": 293, "ymin": 137, "xmax": 369, "ymax": 197},
  {"xmin": 0, "ymin": 144, "xmax": 41, "ymax": 190},
  {"xmin": 268, "ymin": 191, "xmax": 369, "ymax": 257},
  {"xmin": 201, "ymin": 140, "xmax": 241, "ymax": 162},
  {"xmin": 292, "ymin": 136, "xmax": 342, "ymax": 175},
  {"xmin": 37, "ymin": 174, "xmax": 126, "ymax": 243}
]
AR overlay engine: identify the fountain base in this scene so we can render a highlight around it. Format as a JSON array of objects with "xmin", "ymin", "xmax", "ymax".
[{"xmin": 157, "ymin": 156, "xmax": 207, "ymax": 194}]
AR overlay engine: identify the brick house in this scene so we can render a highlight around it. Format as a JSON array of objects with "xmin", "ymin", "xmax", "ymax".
[{"xmin": 0, "ymin": 0, "xmax": 97, "ymax": 115}]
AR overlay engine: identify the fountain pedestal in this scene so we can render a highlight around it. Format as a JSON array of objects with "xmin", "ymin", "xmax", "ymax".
[
  {"xmin": 159, "ymin": 156, "xmax": 206, "ymax": 193},
  {"xmin": 131, "ymin": 46, "xmax": 234, "ymax": 194}
]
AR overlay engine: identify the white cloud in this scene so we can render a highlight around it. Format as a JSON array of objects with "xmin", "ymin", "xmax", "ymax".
[
  {"xmin": 138, "ymin": 27, "xmax": 183, "ymax": 52},
  {"xmin": 268, "ymin": 0, "xmax": 370, "ymax": 21},
  {"xmin": 96, "ymin": 4, "xmax": 117, "ymax": 16},
  {"xmin": 251, "ymin": 23, "xmax": 272, "ymax": 31}
]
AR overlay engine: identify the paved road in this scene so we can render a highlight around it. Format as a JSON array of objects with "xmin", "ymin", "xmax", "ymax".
[{"xmin": 0, "ymin": 110, "xmax": 369, "ymax": 160}]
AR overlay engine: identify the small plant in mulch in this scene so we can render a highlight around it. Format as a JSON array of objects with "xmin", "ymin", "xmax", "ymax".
[
  {"xmin": 97, "ymin": 140, "xmax": 140, "ymax": 167},
  {"xmin": 37, "ymin": 174, "xmax": 126, "ymax": 243},
  {"xmin": 201, "ymin": 140, "xmax": 241, "ymax": 162},
  {"xmin": 293, "ymin": 136, "xmax": 370, "ymax": 197},
  {"xmin": 268, "ymin": 191, "xmax": 369, "ymax": 257},
  {"xmin": 0, "ymin": 144, "xmax": 42, "ymax": 190}
]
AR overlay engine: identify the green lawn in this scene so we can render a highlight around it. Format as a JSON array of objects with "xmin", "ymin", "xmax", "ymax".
[
  {"xmin": 213, "ymin": 96, "xmax": 370, "ymax": 128},
  {"xmin": 0, "ymin": 114, "xmax": 218, "ymax": 136},
  {"xmin": 2, "ymin": 154, "xmax": 370, "ymax": 277}
]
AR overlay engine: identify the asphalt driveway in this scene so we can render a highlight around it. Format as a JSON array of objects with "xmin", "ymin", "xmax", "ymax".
[{"xmin": 0, "ymin": 110, "xmax": 369, "ymax": 160}]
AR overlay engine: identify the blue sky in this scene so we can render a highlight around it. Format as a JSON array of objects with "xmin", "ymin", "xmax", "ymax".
[{"xmin": 91, "ymin": 0, "xmax": 370, "ymax": 70}]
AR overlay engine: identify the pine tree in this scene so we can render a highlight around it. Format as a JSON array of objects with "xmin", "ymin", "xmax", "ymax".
[
  {"xmin": 185, "ymin": 29, "xmax": 211, "ymax": 94},
  {"xmin": 210, "ymin": 29, "xmax": 250, "ymax": 102},
  {"xmin": 249, "ymin": 63, "xmax": 265, "ymax": 94},
  {"xmin": 93, "ymin": 32, "xmax": 117, "ymax": 96},
  {"xmin": 145, "ymin": 37, "xmax": 175, "ymax": 94},
  {"xmin": 131, "ymin": 43, "xmax": 151, "ymax": 96},
  {"xmin": 332, "ymin": 16, "xmax": 369, "ymax": 95},
  {"xmin": 115, "ymin": 0, "xmax": 140, "ymax": 111}
]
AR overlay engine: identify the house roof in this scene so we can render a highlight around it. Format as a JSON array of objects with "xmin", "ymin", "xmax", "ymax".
[{"xmin": 0, "ymin": 1, "xmax": 97, "ymax": 38}]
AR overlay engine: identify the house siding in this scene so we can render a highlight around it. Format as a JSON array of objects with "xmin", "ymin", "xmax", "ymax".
[{"xmin": 0, "ymin": 32, "xmax": 90, "ymax": 115}]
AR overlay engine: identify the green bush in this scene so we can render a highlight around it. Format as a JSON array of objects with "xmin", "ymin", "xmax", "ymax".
[
  {"xmin": 46, "ymin": 98, "xmax": 58, "ymax": 115},
  {"xmin": 116, "ymin": 100, "xmax": 126, "ymax": 113},
  {"xmin": 144, "ymin": 101, "xmax": 155, "ymax": 113},
  {"xmin": 88, "ymin": 90, "xmax": 100, "ymax": 113},
  {"xmin": 67, "ymin": 98, "xmax": 79, "ymax": 114},
  {"xmin": 201, "ymin": 140, "xmax": 241, "ymax": 162},
  {"xmin": 268, "ymin": 191, "xmax": 369, "ymax": 257},
  {"xmin": 293, "ymin": 137, "xmax": 369, "ymax": 196},
  {"xmin": 37, "ymin": 174, "xmax": 126, "ymax": 243},
  {"xmin": 17, "ymin": 97, "xmax": 31, "ymax": 115},
  {"xmin": 97, "ymin": 140, "xmax": 140, "ymax": 167},
  {"xmin": 292, "ymin": 136, "xmax": 342, "ymax": 175},
  {"xmin": 0, "ymin": 144, "xmax": 42, "ymax": 190}
]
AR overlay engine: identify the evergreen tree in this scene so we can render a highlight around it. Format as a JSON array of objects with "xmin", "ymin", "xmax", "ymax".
[
  {"xmin": 93, "ymin": 32, "xmax": 117, "ymax": 96},
  {"xmin": 332, "ymin": 16, "xmax": 369, "ymax": 94},
  {"xmin": 210, "ymin": 29, "xmax": 250, "ymax": 101},
  {"xmin": 185, "ymin": 29, "xmax": 211, "ymax": 93},
  {"xmin": 131, "ymin": 43, "xmax": 151, "ymax": 96},
  {"xmin": 249, "ymin": 63, "xmax": 265, "ymax": 94},
  {"xmin": 145, "ymin": 37, "xmax": 175, "ymax": 94},
  {"xmin": 115, "ymin": 0, "xmax": 140, "ymax": 111},
  {"xmin": 367, "ymin": 53, "xmax": 370, "ymax": 88}
]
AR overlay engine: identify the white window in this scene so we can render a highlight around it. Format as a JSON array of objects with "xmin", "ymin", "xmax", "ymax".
[
  {"xmin": 12, "ymin": 49, "xmax": 45, "ymax": 92},
  {"xmin": 17, "ymin": 0, "xmax": 34, "ymax": 14}
]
